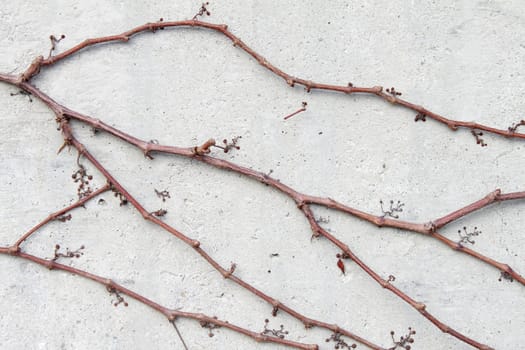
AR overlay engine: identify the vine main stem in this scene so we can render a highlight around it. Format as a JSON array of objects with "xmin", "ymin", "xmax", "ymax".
[
  {"xmin": 60, "ymin": 121, "xmax": 384, "ymax": 350},
  {"xmin": 0, "ymin": 13, "xmax": 522, "ymax": 350},
  {"xmin": 2, "ymin": 74, "xmax": 516, "ymax": 348},
  {"xmin": 19, "ymin": 18, "xmax": 525, "ymax": 141},
  {"xmin": 0, "ymin": 248, "xmax": 318, "ymax": 350}
]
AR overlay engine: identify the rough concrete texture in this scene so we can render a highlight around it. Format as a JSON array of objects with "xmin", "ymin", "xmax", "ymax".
[{"xmin": 0, "ymin": 1, "xmax": 524, "ymax": 349}]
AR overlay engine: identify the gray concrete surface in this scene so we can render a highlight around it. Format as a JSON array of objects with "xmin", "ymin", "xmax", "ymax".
[{"xmin": 1, "ymin": 1, "xmax": 524, "ymax": 349}]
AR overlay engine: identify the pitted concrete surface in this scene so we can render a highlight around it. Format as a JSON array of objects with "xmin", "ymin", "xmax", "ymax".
[{"xmin": 0, "ymin": 1, "xmax": 524, "ymax": 349}]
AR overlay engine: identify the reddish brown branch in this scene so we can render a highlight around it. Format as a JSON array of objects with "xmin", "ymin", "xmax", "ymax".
[
  {"xmin": 57, "ymin": 115, "xmax": 520, "ymax": 348},
  {"xmin": 12, "ymin": 184, "xmax": 110, "ymax": 251},
  {"xmin": 433, "ymin": 189, "xmax": 506, "ymax": 229},
  {"xmin": 58, "ymin": 121, "xmax": 384, "ymax": 349},
  {"xmin": 299, "ymin": 205, "xmax": 494, "ymax": 350},
  {"xmin": 47, "ymin": 101, "xmax": 524, "ymax": 288},
  {"xmin": 4, "ymin": 74, "xmax": 519, "ymax": 346},
  {"xmin": 1, "ymin": 19, "xmax": 520, "ymax": 142},
  {"xmin": 3, "ymin": 75, "xmax": 518, "ymax": 346},
  {"xmin": 0, "ymin": 249, "xmax": 317, "ymax": 350},
  {"xmin": 58, "ymin": 119, "xmax": 504, "ymax": 348},
  {"xmin": 429, "ymin": 231, "xmax": 525, "ymax": 285},
  {"xmin": 0, "ymin": 13, "xmax": 522, "ymax": 350}
]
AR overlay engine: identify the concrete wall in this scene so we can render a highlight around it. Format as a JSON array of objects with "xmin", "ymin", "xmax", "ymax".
[{"xmin": 0, "ymin": 1, "xmax": 524, "ymax": 349}]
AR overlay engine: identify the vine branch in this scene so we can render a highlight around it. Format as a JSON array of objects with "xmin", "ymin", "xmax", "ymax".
[
  {"xmin": 0, "ymin": 248, "xmax": 318, "ymax": 350},
  {"xmin": 0, "ymin": 7, "xmax": 522, "ymax": 349},
  {"xmin": 1, "ymin": 17, "xmax": 522, "ymax": 142}
]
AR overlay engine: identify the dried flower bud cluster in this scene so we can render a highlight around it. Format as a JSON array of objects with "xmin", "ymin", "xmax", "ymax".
[
  {"xmin": 325, "ymin": 332, "xmax": 357, "ymax": 349},
  {"xmin": 72, "ymin": 164, "xmax": 93, "ymax": 199},
  {"xmin": 261, "ymin": 319, "xmax": 289, "ymax": 339},
  {"xmin": 389, "ymin": 327, "xmax": 416, "ymax": 350}
]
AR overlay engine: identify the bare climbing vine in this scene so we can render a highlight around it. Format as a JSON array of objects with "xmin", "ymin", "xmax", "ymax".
[{"xmin": 0, "ymin": 3, "xmax": 523, "ymax": 350}]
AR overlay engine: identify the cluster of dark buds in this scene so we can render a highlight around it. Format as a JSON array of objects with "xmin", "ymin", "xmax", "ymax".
[
  {"xmin": 499, "ymin": 271, "xmax": 514, "ymax": 283},
  {"xmin": 387, "ymin": 274, "xmax": 396, "ymax": 283},
  {"xmin": 150, "ymin": 209, "xmax": 168, "ymax": 217},
  {"xmin": 380, "ymin": 199, "xmax": 405, "ymax": 219},
  {"xmin": 151, "ymin": 18, "xmax": 165, "ymax": 32},
  {"xmin": 10, "ymin": 90, "xmax": 33, "ymax": 102},
  {"xmin": 414, "ymin": 112, "xmax": 427, "ymax": 122},
  {"xmin": 261, "ymin": 319, "xmax": 289, "ymax": 339},
  {"xmin": 271, "ymin": 306, "xmax": 279, "ymax": 317},
  {"xmin": 56, "ymin": 214, "xmax": 72, "ymax": 222},
  {"xmin": 316, "ymin": 216, "xmax": 329, "ymax": 224},
  {"xmin": 200, "ymin": 316, "xmax": 221, "ymax": 337},
  {"xmin": 214, "ymin": 136, "xmax": 242, "ymax": 153},
  {"xmin": 389, "ymin": 327, "xmax": 416, "ymax": 350},
  {"xmin": 52, "ymin": 244, "xmax": 85, "ymax": 262},
  {"xmin": 72, "ymin": 164, "xmax": 93, "ymax": 199},
  {"xmin": 457, "ymin": 226, "xmax": 481, "ymax": 245},
  {"xmin": 386, "ymin": 87, "xmax": 402, "ymax": 96},
  {"xmin": 107, "ymin": 286, "xmax": 128, "ymax": 307},
  {"xmin": 471, "ymin": 130, "xmax": 487, "ymax": 147},
  {"xmin": 154, "ymin": 189, "xmax": 170, "ymax": 202},
  {"xmin": 325, "ymin": 332, "xmax": 357, "ymax": 349},
  {"xmin": 111, "ymin": 187, "xmax": 128, "ymax": 206},
  {"xmin": 508, "ymin": 119, "xmax": 525, "ymax": 133},
  {"xmin": 192, "ymin": 2, "xmax": 210, "ymax": 20}
]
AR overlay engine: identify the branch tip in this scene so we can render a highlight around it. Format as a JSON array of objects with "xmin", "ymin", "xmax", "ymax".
[
  {"xmin": 192, "ymin": 2, "xmax": 211, "ymax": 21},
  {"xmin": 223, "ymin": 263, "xmax": 237, "ymax": 278},
  {"xmin": 471, "ymin": 129, "xmax": 487, "ymax": 147},
  {"xmin": 194, "ymin": 138, "xmax": 216, "ymax": 155}
]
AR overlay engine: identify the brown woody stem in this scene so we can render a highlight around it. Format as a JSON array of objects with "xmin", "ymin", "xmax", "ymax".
[
  {"xmin": 1, "ymin": 79, "xmax": 517, "ymax": 347},
  {"xmin": 59, "ymin": 121, "xmax": 384, "ymax": 350},
  {"xmin": 12, "ymin": 184, "xmax": 110, "ymax": 251},
  {"xmin": 49, "ymin": 99, "xmax": 524, "ymax": 288},
  {"xmin": 299, "ymin": 205, "xmax": 494, "ymax": 350},
  {"xmin": 0, "ymin": 14, "xmax": 521, "ymax": 350},
  {"xmin": 0, "ymin": 249, "xmax": 318, "ymax": 350},
  {"xmin": 2, "ymin": 19, "xmax": 521, "ymax": 141}
]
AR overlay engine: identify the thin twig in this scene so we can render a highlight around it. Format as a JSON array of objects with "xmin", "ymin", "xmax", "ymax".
[
  {"xmin": 12, "ymin": 184, "xmax": 110, "ymax": 251},
  {"xmin": 170, "ymin": 320, "xmax": 189, "ymax": 350},
  {"xmin": 37, "ymin": 99, "xmax": 524, "ymax": 287},
  {"xmin": 284, "ymin": 102, "xmax": 307, "ymax": 120}
]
